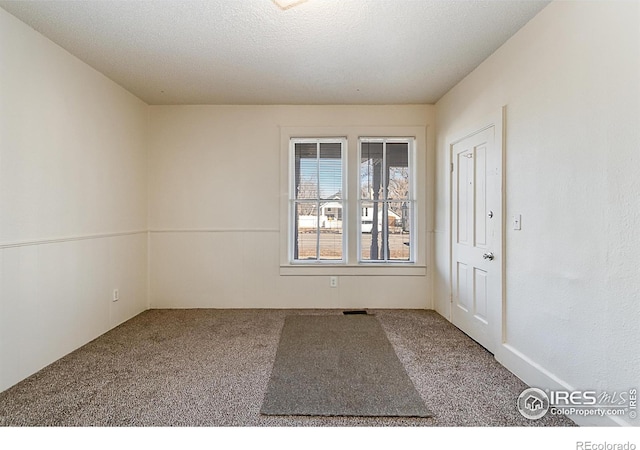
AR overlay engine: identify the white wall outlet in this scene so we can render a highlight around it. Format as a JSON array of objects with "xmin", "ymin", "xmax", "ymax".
[
  {"xmin": 512, "ymin": 214, "xmax": 522, "ymax": 230},
  {"xmin": 113, "ymin": 289, "xmax": 119, "ymax": 302},
  {"xmin": 330, "ymin": 276, "xmax": 338, "ymax": 288}
]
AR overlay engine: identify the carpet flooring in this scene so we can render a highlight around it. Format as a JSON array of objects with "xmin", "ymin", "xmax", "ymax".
[
  {"xmin": 261, "ymin": 315, "xmax": 432, "ymax": 417},
  {"xmin": 0, "ymin": 309, "xmax": 576, "ymax": 427}
]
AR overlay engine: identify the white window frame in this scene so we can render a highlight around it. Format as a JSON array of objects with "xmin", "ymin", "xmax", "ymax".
[
  {"xmin": 288, "ymin": 137, "xmax": 347, "ymax": 264},
  {"xmin": 357, "ymin": 137, "xmax": 416, "ymax": 264},
  {"xmin": 279, "ymin": 126, "xmax": 427, "ymax": 277}
]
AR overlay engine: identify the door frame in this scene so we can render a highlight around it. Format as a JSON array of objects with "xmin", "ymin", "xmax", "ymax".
[{"xmin": 448, "ymin": 106, "xmax": 506, "ymax": 353}]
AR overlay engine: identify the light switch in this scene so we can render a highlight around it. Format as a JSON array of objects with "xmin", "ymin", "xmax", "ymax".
[{"xmin": 512, "ymin": 214, "xmax": 522, "ymax": 230}]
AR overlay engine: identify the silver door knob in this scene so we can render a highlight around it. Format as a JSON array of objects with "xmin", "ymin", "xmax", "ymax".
[{"xmin": 482, "ymin": 252, "xmax": 494, "ymax": 261}]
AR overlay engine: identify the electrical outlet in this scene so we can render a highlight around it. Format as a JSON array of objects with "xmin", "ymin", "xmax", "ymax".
[
  {"xmin": 113, "ymin": 289, "xmax": 119, "ymax": 302},
  {"xmin": 330, "ymin": 276, "xmax": 338, "ymax": 288}
]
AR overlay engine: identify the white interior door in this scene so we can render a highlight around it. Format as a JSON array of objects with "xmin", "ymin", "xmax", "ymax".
[{"xmin": 451, "ymin": 126, "xmax": 501, "ymax": 353}]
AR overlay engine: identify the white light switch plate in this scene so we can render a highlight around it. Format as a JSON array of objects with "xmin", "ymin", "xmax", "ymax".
[{"xmin": 512, "ymin": 214, "xmax": 522, "ymax": 230}]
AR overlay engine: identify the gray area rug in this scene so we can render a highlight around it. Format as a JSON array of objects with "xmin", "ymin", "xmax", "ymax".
[{"xmin": 260, "ymin": 315, "xmax": 432, "ymax": 417}]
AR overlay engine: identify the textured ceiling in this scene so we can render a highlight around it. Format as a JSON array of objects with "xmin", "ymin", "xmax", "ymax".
[{"xmin": 0, "ymin": 0, "xmax": 550, "ymax": 105}]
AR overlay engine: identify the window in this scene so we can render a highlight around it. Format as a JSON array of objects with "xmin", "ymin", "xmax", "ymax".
[
  {"xmin": 288, "ymin": 135, "xmax": 416, "ymax": 266},
  {"xmin": 290, "ymin": 138, "xmax": 345, "ymax": 262},
  {"xmin": 359, "ymin": 138, "xmax": 414, "ymax": 262}
]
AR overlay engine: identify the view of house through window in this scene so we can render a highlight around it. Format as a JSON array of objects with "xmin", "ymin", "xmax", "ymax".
[
  {"xmin": 290, "ymin": 137, "xmax": 414, "ymax": 263},
  {"xmin": 291, "ymin": 139, "xmax": 344, "ymax": 261},
  {"xmin": 360, "ymin": 138, "xmax": 413, "ymax": 262}
]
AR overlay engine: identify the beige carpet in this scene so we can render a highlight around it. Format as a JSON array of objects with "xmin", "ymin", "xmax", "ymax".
[{"xmin": 0, "ymin": 309, "xmax": 575, "ymax": 427}]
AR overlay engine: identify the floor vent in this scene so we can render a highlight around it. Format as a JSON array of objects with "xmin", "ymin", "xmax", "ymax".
[{"xmin": 343, "ymin": 310, "xmax": 368, "ymax": 315}]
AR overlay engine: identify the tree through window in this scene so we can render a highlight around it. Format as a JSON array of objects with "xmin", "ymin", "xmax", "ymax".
[
  {"xmin": 360, "ymin": 138, "xmax": 414, "ymax": 262},
  {"xmin": 288, "ymin": 136, "xmax": 414, "ymax": 264}
]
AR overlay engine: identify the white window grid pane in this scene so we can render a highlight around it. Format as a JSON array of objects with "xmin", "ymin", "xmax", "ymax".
[
  {"xmin": 358, "ymin": 138, "xmax": 415, "ymax": 263},
  {"xmin": 290, "ymin": 138, "xmax": 346, "ymax": 263}
]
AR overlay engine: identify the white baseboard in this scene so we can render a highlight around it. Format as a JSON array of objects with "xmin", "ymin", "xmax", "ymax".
[{"xmin": 495, "ymin": 344, "xmax": 632, "ymax": 427}]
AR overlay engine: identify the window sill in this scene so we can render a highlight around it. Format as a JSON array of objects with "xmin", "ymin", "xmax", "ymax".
[{"xmin": 279, "ymin": 264, "xmax": 426, "ymax": 276}]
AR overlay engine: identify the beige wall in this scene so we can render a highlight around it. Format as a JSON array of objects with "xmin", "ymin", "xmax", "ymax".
[
  {"xmin": 148, "ymin": 105, "xmax": 435, "ymax": 308},
  {"xmin": 434, "ymin": 1, "xmax": 639, "ymax": 426},
  {"xmin": 0, "ymin": 8, "xmax": 149, "ymax": 391}
]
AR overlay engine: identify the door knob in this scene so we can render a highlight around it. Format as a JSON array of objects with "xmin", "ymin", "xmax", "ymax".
[{"xmin": 482, "ymin": 252, "xmax": 494, "ymax": 261}]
